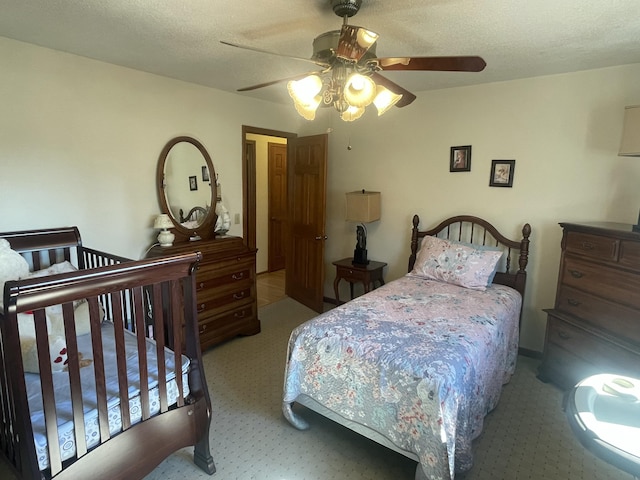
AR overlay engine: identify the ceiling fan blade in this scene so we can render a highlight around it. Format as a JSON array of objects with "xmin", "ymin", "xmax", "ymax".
[
  {"xmin": 371, "ymin": 73, "xmax": 416, "ymax": 108},
  {"xmin": 220, "ymin": 41, "xmax": 331, "ymax": 68},
  {"xmin": 236, "ymin": 71, "xmax": 323, "ymax": 92},
  {"xmin": 336, "ymin": 25, "xmax": 379, "ymax": 62},
  {"xmin": 377, "ymin": 56, "xmax": 486, "ymax": 72}
]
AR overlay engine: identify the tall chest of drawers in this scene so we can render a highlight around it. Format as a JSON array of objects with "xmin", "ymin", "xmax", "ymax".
[
  {"xmin": 147, "ymin": 236, "xmax": 260, "ymax": 351},
  {"xmin": 538, "ymin": 222, "xmax": 640, "ymax": 389}
]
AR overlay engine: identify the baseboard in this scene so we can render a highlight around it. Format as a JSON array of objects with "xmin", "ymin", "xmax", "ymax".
[
  {"xmin": 323, "ymin": 296, "xmax": 339, "ymax": 305},
  {"xmin": 518, "ymin": 347, "xmax": 543, "ymax": 359}
]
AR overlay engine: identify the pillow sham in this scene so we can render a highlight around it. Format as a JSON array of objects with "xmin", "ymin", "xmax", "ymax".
[{"xmin": 409, "ymin": 235, "xmax": 503, "ymax": 290}]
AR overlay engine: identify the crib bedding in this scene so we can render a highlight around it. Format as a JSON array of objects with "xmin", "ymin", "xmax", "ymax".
[
  {"xmin": 283, "ymin": 274, "xmax": 521, "ymax": 480},
  {"xmin": 26, "ymin": 321, "xmax": 190, "ymax": 471}
]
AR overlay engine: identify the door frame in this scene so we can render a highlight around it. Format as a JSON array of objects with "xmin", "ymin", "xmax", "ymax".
[{"xmin": 241, "ymin": 125, "xmax": 297, "ymax": 252}]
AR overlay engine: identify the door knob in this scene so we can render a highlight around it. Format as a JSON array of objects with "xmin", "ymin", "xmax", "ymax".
[{"xmin": 315, "ymin": 235, "xmax": 328, "ymax": 240}]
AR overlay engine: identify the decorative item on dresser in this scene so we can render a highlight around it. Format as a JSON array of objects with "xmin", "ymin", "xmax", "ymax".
[
  {"xmin": 146, "ymin": 236, "xmax": 259, "ymax": 351},
  {"xmin": 538, "ymin": 222, "xmax": 640, "ymax": 389}
]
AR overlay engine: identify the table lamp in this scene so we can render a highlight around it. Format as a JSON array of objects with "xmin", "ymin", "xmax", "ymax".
[
  {"xmin": 345, "ymin": 190, "xmax": 381, "ymax": 265},
  {"xmin": 618, "ymin": 105, "xmax": 640, "ymax": 232},
  {"xmin": 154, "ymin": 213, "xmax": 175, "ymax": 247}
]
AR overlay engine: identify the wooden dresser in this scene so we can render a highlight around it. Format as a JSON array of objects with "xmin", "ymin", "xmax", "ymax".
[
  {"xmin": 538, "ymin": 222, "xmax": 640, "ymax": 389},
  {"xmin": 147, "ymin": 236, "xmax": 260, "ymax": 351}
]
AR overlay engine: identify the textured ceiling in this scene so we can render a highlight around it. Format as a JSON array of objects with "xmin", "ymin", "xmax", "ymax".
[{"xmin": 1, "ymin": 0, "xmax": 639, "ymax": 105}]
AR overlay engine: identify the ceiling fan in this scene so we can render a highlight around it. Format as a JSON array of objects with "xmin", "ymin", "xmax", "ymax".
[{"xmin": 221, "ymin": 0, "xmax": 486, "ymax": 121}]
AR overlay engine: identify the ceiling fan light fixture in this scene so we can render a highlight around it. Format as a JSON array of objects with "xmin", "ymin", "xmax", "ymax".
[
  {"xmin": 292, "ymin": 94, "xmax": 322, "ymax": 121},
  {"xmin": 341, "ymin": 105, "xmax": 365, "ymax": 122},
  {"xmin": 373, "ymin": 86, "xmax": 403, "ymax": 116},
  {"xmin": 287, "ymin": 75, "xmax": 323, "ymax": 104},
  {"xmin": 343, "ymin": 73, "xmax": 376, "ymax": 107}
]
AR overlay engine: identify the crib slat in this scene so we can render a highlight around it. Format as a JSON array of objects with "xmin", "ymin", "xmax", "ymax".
[
  {"xmin": 111, "ymin": 291, "xmax": 132, "ymax": 431},
  {"xmin": 90, "ymin": 315, "xmax": 111, "ymax": 443},
  {"xmin": 133, "ymin": 287, "xmax": 150, "ymax": 421},
  {"xmin": 33, "ymin": 309, "xmax": 64, "ymax": 477},
  {"xmin": 63, "ymin": 301, "xmax": 88, "ymax": 459},
  {"xmin": 171, "ymin": 280, "xmax": 185, "ymax": 407},
  {"xmin": 152, "ymin": 283, "xmax": 169, "ymax": 413}
]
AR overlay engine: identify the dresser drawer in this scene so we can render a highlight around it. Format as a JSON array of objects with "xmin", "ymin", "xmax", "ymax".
[
  {"xmin": 196, "ymin": 286, "xmax": 253, "ymax": 316},
  {"xmin": 620, "ymin": 240, "xmax": 640, "ymax": 271},
  {"xmin": 198, "ymin": 302, "xmax": 258, "ymax": 347},
  {"xmin": 196, "ymin": 258, "xmax": 254, "ymax": 293},
  {"xmin": 556, "ymin": 285, "xmax": 640, "ymax": 345},
  {"xmin": 546, "ymin": 314, "xmax": 640, "ymax": 375},
  {"xmin": 565, "ymin": 231, "xmax": 619, "ymax": 262},
  {"xmin": 561, "ymin": 256, "xmax": 640, "ymax": 309}
]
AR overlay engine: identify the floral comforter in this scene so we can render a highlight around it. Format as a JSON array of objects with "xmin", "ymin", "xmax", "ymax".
[{"xmin": 283, "ymin": 275, "xmax": 521, "ymax": 480}]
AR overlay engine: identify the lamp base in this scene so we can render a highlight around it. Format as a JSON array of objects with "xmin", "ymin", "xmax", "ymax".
[
  {"xmin": 157, "ymin": 229, "xmax": 175, "ymax": 247},
  {"xmin": 352, "ymin": 247, "xmax": 369, "ymax": 265}
]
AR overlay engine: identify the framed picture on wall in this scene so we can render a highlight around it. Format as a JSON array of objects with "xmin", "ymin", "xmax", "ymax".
[
  {"xmin": 201, "ymin": 165, "xmax": 210, "ymax": 182},
  {"xmin": 489, "ymin": 160, "xmax": 515, "ymax": 187},
  {"xmin": 189, "ymin": 175, "xmax": 198, "ymax": 191},
  {"xmin": 450, "ymin": 145, "xmax": 472, "ymax": 172}
]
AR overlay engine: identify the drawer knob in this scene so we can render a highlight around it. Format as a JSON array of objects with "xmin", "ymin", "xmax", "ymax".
[
  {"xmin": 569, "ymin": 270, "xmax": 583, "ymax": 279},
  {"xmin": 232, "ymin": 273, "xmax": 245, "ymax": 281},
  {"xmin": 198, "ymin": 303, "xmax": 206, "ymax": 313},
  {"xmin": 580, "ymin": 241, "xmax": 595, "ymax": 250},
  {"xmin": 567, "ymin": 298, "xmax": 581, "ymax": 307},
  {"xmin": 348, "ymin": 269, "xmax": 353, "ymax": 274},
  {"xmin": 198, "ymin": 282, "xmax": 205, "ymax": 289},
  {"xmin": 233, "ymin": 292, "xmax": 246, "ymax": 300},
  {"xmin": 234, "ymin": 311, "xmax": 246, "ymax": 319}
]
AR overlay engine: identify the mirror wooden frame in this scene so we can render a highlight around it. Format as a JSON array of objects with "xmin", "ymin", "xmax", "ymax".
[{"xmin": 156, "ymin": 136, "xmax": 218, "ymax": 242}]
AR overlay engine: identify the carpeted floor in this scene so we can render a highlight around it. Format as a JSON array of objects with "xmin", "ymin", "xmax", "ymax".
[{"xmin": 1, "ymin": 297, "xmax": 632, "ymax": 479}]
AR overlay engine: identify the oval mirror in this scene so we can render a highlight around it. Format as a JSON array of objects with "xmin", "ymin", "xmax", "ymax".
[{"xmin": 156, "ymin": 136, "xmax": 218, "ymax": 241}]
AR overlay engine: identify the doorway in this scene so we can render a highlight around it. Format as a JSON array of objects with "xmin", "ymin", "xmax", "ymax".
[
  {"xmin": 242, "ymin": 126, "xmax": 329, "ymax": 313},
  {"xmin": 243, "ymin": 127, "xmax": 295, "ymax": 306}
]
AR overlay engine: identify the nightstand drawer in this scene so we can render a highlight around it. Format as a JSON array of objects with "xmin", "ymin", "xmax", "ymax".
[
  {"xmin": 556, "ymin": 285, "xmax": 640, "ymax": 345},
  {"xmin": 565, "ymin": 231, "xmax": 618, "ymax": 261},
  {"xmin": 561, "ymin": 257, "xmax": 640, "ymax": 309},
  {"xmin": 335, "ymin": 265, "xmax": 365, "ymax": 283}
]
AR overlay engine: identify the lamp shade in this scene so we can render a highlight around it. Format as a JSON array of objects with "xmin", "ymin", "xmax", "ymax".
[
  {"xmin": 619, "ymin": 105, "xmax": 640, "ymax": 156},
  {"xmin": 153, "ymin": 213, "xmax": 174, "ymax": 230},
  {"xmin": 345, "ymin": 190, "xmax": 381, "ymax": 223}
]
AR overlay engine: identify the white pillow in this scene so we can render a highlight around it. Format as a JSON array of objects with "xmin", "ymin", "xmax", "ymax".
[{"xmin": 0, "ymin": 238, "xmax": 30, "ymax": 312}]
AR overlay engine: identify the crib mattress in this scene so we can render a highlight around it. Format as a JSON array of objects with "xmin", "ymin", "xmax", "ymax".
[{"xmin": 25, "ymin": 322, "xmax": 190, "ymax": 471}]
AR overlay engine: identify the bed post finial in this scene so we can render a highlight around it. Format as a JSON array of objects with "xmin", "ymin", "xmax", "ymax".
[
  {"xmin": 518, "ymin": 223, "xmax": 531, "ymax": 273},
  {"xmin": 408, "ymin": 215, "xmax": 420, "ymax": 272}
]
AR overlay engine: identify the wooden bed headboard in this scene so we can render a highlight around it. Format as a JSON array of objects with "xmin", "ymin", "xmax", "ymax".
[{"xmin": 408, "ymin": 214, "xmax": 531, "ymax": 298}]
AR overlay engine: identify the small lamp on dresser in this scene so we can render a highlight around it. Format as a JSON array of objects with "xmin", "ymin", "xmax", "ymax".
[
  {"xmin": 618, "ymin": 104, "xmax": 640, "ymax": 232},
  {"xmin": 345, "ymin": 190, "xmax": 381, "ymax": 265},
  {"xmin": 153, "ymin": 213, "xmax": 175, "ymax": 247}
]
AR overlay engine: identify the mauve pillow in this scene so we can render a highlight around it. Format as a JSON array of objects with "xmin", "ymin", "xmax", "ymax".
[{"xmin": 409, "ymin": 235, "xmax": 503, "ymax": 290}]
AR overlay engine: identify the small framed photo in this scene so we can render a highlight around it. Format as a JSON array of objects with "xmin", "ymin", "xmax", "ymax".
[
  {"xmin": 201, "ymin": 165, "xmax": 210, "ymax": 182},
  {"xmin": 189, "ymin": 175, "xmax": 198, "ymax": 191},
  {"xmin": 489, "ymin": 160, "xmax": 515, "ymax": 187},
  {"xmin": 450, "ymin": 145, "xmax": 471, "ymax": 172}
]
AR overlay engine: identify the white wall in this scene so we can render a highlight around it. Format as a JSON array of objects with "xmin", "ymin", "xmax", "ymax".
[
  {"xmin": 323, "ymin": 63, "xmax": 640, "ymax": 352},
  {"xmin": 0, "ymin": 36, "xmax": 303, "ymax": 259},
  {"xmin": 2, "ymin": 35, "xmax": 639, "ymax": 353}
]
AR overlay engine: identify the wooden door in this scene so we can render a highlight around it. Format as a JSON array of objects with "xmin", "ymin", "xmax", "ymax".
[
  {"xmin": 285, "ymin": 134, "xmax": 328, "ymax": 313},
  {"xmin": 268, "ymin": 142, "xmax": 287, "ymax": 272}
]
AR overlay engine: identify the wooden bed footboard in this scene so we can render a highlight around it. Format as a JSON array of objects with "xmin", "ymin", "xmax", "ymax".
[{"xmin": 0, "ymin": 227, "xmax": 215, "ymax": 480}]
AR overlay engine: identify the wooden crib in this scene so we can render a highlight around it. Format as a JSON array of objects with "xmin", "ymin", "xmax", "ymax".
[{"xmin": 0, "ymin": 227, "xmax": 215, "ymax": 480}]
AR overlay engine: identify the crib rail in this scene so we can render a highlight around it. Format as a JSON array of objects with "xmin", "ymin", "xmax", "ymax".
[{"xmin": 0, "ymin": 251, "xmax": 208, "ymax": 479}]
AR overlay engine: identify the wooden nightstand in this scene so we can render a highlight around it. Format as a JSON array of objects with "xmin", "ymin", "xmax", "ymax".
[{"xmin": 332, "ymin": 258, "xmax": 387, "ymax": 304}]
